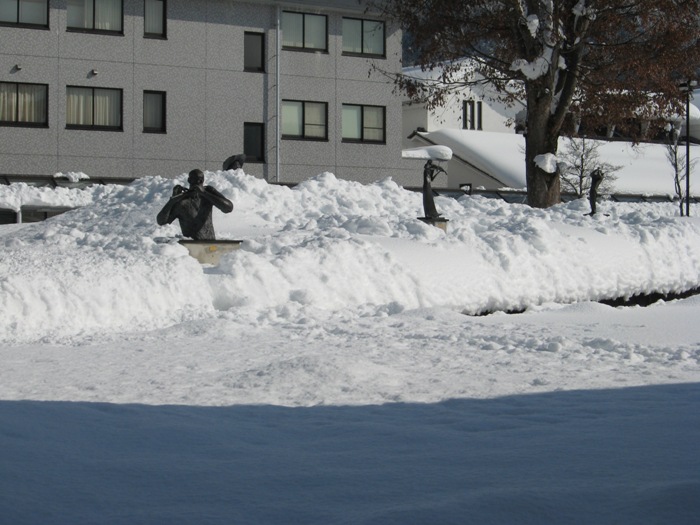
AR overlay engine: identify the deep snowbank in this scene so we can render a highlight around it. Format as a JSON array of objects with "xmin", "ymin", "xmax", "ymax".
[{"xmin": 1, "ymin": 170, "xmax": 699, "ymax": 343}]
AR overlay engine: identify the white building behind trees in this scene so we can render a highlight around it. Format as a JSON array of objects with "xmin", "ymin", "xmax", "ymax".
[{"xmin": 401, "ymin": 63, "xmax": 700, "ymax": 196}]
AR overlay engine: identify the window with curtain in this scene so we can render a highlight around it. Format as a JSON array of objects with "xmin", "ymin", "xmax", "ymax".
[
  {"xmin": 143, "ymin": 90, "xmax": 165, "ymax": 132},
  {"xmin": 144, "ymin": 0, "xmax": 165, "ymax": 37},
  {"xmin": 342, "ymin": 104, "xmax": 385, "ymax": 143},
  {"xmin": 244, "ymin": 122, "xmax": 265, "ymax": 162},
  {"xmin": 342, "ymin": 18, "xmax": 385, "ymax": 56},
  {"xmin": 282, "ymin": 100, "xmax": 327, "ymax": 140},
  {"xmin": 282, "ymin": 11, "xmax": 327, "ymax": 51},
  {"xmin": 0, "ymin": 82, "xmax": 48, "ymax": 126},
  {"xmin": 67, "ymin": 0, "xmax": 122, "ymax": 32},
  {"xmin": 0, "ymin": 0, "xmax": 48, "ymax": 26},
  {"xmin": 66, "ymin": 86, "xmax": 122, "ymax": 130},
  {"xmin": 244, "ymin": 32, "xmax": 265, "ymax": 72}
]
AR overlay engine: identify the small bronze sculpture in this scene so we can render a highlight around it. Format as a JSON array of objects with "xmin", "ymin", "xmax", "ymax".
[
  {"xmin": 223, "ymin": 154, "xmax": 246, "ymax": 171},
  {"xmin": 157, "ymin": 169, "xmax": 233, "ymax": 240},
  {"xmin": 587, "ymin": 168, "xmax": 604, "ymax": 216},
  {"xmin": 422, "ymin": 159, "xmax": 447, "ymax": 220}
]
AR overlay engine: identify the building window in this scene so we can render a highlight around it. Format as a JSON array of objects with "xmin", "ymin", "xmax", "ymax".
[
  {"xmin": 0, "ymin": 82, "xmax": 48, "ymax": 126},
  {"xmin": 282, "ymin": 11, "xmax": 327, "ymax": 52},
  {"xmin": 66, "ymin": 86, "xmax": 122, "ymax": 130},
  {"xmin": 67, "ymin": 0, "xmax": 122, "ymax": 33},
  {"xmin": 342, "ymin": 18, "xmax": 385, "ymax": 57},
  {"xmin": 342, "ymin": 104, "xmax": 385, "ymax": 143},
  {"xmin": 0, "ymin": 0, "xmax": 48, "ymax": 27},
  {"xmin": 144, "ymin": 0, "xmax": 165, "ymax": 38},
  {"xmin": 463, "ymin": 100, "xmax": 482, "ymax": 130},
  {"xmin": 244, "ymin": 32, "xmax": 265, "ymax": 72},
  {"xmin": 282, "ymin": 100, "xmax": 327, "ymax": 140},
  {"xmin": 244, "ymin": 122, "xmax": 265, "ymax": 162},
  {"xmin": 143, "ymin": 90, "xmax": 165, "ymax": 133}
]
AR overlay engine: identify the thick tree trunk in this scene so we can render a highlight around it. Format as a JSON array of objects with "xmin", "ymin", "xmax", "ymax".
[
  {"xmin": 524, "ymin": 88, "xmax": 561, "ymax": 209},
  {"xmin": 525, "ymin": 141, "xmax": 561, "ymax": 208}
]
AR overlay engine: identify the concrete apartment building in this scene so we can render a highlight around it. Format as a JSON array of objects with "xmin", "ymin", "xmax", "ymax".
[{"xmin": 1, "ymin": 0, "xmax": 412, "ymax": 185}]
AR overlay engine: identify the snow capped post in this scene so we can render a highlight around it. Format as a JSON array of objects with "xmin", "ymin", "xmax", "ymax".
[{"xmin": 402, "ymin": 145, "xmax": 453, "ymax": 231}]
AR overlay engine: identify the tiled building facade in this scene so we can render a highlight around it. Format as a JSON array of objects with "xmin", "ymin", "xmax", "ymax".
[{"xmin": 1, "ymin": 0, "xmax": 413, "ymax": 184}]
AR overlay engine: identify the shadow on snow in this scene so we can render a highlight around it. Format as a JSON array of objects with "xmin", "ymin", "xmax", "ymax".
[{"xmin": 1, "ymin": 384, "xmax": 699, "ymax": 525}]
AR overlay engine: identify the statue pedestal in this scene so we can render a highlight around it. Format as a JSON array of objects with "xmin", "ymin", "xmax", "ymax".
[
  {"xmin": 178, "ymin": 240, "xmax": 241, "ymax": 265},
  {"xmin": 418, "ymin": 217, "xmax": 449, "ymax": 233}
]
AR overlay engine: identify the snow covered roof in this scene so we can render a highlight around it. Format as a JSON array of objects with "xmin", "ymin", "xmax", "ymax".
[
  {"xmin": 415, "ymin": 129, "xmax": 527, "ymax": 189},
  {"xmin": 417, "ymin": 129, "xmax": 698, "ymax": 196}
]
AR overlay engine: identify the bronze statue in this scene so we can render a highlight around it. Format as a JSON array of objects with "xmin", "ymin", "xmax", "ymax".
[
  {"xmin": 223, "ymin": 154, "xmax": 246, "ymax": 171},
  {"xmin": 422, "ymin": 159, "xmax": 447, "ymax": 220},
  {"xmin": 588, "ymin": 168, "xmax": 604, "ymax": 215},
  {"xmin": 157, "ymin": 169, "xmax": 233, "ymax": 240}
]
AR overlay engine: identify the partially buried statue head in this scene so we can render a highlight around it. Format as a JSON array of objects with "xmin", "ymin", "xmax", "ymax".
[{"xmin": 188, "ymin": 168, "xmax": 205, "ymax": 187}]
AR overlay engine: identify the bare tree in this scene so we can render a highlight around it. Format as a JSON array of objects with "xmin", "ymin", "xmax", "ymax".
[
  {"xmin": 560, "ymin": 137, "xmax": 619, "ymax": 198},
  {"xmin": 370, "ymin": 0, "xmax": 700, "ymax": 208}
]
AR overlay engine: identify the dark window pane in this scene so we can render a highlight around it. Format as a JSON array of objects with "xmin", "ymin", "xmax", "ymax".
[
  {"xmin": 244, "ymin": 32, "xmax": 264, "ymax": 71},
  {"xmin": 244, "ymin": 122, "xmax": 264, "ymax": 162},
  {"xmin": 144, "ymin": 91, "xmax": 165, "ymax": 132}
]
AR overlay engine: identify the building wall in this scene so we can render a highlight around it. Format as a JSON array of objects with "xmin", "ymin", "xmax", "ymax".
[
  {"xmin": 399, "ymin": 71, "xmax": 525, "ymax": 151},
  {"xmin": 1, "ymin": 0, "xmax": 419, "ymax": 185}
]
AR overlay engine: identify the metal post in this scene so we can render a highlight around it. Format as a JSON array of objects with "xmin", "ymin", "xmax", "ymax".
[
  {"xmin": 275, "ymin": 5, "xmax": 281, "ymax": 184},
  {"xmin": 682, "ymin": 80, "xmax": 698, "ymax": 217},
  {"xmin": 687, "ymin": 88, "xmax": 691, "ymax": 217}
]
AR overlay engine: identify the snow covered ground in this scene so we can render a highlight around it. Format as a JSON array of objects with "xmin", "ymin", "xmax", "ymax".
[{"xmin": 1, "ymin": 170, "xmax": 700, "ymax": 524}]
